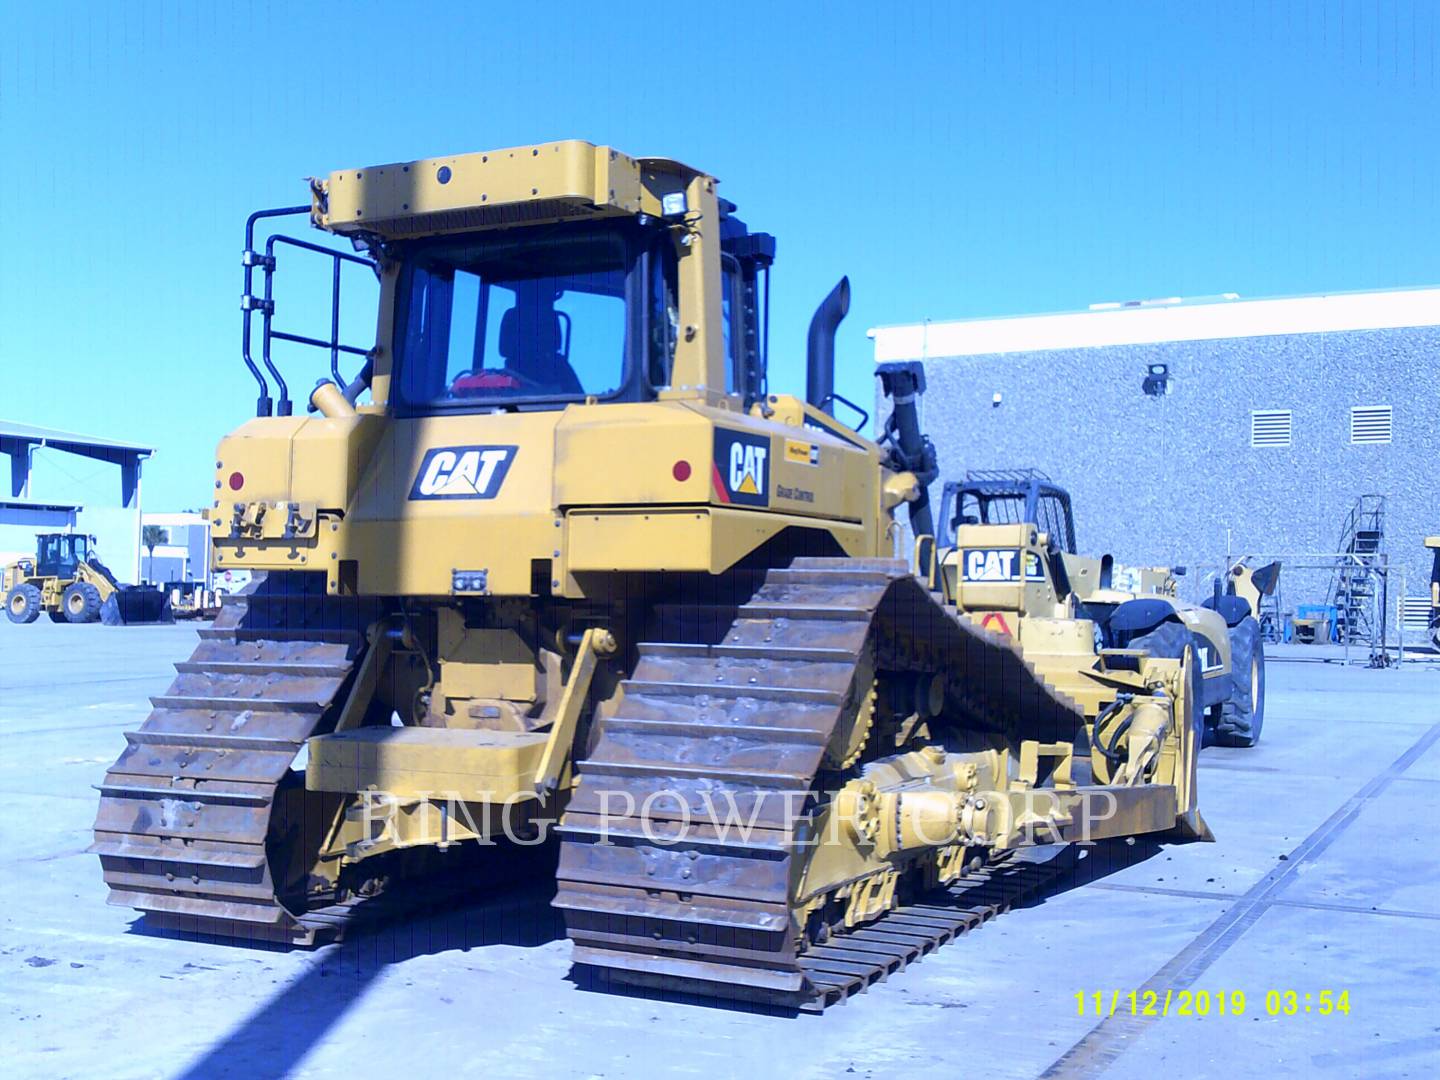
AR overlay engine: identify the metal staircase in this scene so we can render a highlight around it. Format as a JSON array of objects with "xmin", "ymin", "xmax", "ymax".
[{"xmin": 1327, "ymin": 495, "xmax": 1388, "ymax": 649}]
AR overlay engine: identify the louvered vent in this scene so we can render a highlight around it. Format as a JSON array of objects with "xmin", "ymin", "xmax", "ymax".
[
  {"xmin": 1350, "ymin": 405, "xmax": 1392, "ymax": 445},
  {"xmin": 1250, "ymin": 410, "xmax": 1292, "ymax": 448},
  {"xmin": 1400, "ymin": 597, "xmax": 1431, "ymax": 634}
]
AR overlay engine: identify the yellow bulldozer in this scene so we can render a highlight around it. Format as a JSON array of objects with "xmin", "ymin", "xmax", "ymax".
[
  {"xmin": 4, "ymin": 532, "xmax": 171, "ymax": 625},
  {"xmin": 94, "ymin": 141, "xmax": 1219, "ymax": 1008},
  {"xmin": 934, "ymin": 470, "xmax": 1278, "ymax": 748}
]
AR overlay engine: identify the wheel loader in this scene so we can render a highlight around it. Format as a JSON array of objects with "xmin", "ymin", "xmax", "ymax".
[
  {"xmin": 934, "ymin": 470, "xmax": 1277, "ymax": 747},
  {"xmin": 94, "ymin": 141, "xmax": 1215, "ymax": 1008},
  {"xmin": 3, "ymin": 532, "xmax": 172, "ymax": 625}
]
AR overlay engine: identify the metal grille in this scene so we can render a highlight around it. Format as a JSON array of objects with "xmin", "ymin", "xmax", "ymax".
[
  {"xmin": 1400, "ymin": 597, "xmax": 1431, "ymax": 634},
  {"xmin": 1350, "ymin": 405, "xmax": 1392, "ymax": 445},
  {"xmin": 1250, "ymin": 409, "xmax": 1292, "ymax": 447}
]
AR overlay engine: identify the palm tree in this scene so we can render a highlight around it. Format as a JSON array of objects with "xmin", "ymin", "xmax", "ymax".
[{"xmin": 142, "ymin": 525, "xmax": 167, "ymax": 569}]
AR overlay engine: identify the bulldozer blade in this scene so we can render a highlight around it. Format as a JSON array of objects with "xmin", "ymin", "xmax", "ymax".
[{"xmin": 102, "ymin": 588, "xmax": 174, "ymax": 625}]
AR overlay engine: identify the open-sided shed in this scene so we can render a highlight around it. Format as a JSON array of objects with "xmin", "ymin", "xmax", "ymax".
[{"xmin": 0, "ymin": 420, "xmax": 154, "ymax": 583}]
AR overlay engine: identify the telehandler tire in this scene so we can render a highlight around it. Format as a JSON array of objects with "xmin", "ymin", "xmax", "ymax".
[
  {"xmin": 1128, "ymin": 618, "xmax": 1195, "ymax": 666},
  {"xmin": 6, "ymin": 584, "xmax": 43, "ymax": 624},
  {"xmin": 63, "ymin": 582, "xmax": 102, "ymax": 623},
  {"xmin": 1214, "ymin": 616, "xmax": 1264, "ymax": 748},
  {"xmin": 1128, "ymin": 619, "xmax": 1212, "ymax": 745}
]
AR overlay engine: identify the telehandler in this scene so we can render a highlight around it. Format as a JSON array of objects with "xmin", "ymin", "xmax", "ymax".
[
  {"xmin": 4, "ymin": 532, "xmax": 171, "ymax": 625},
  {"xmin": 95, "ymin": 142, "xmax": 1214, "ymax": 1008},
  {"xmin": 1426, "ymin": 535, "xmax": 1440, "ymax": 649}
]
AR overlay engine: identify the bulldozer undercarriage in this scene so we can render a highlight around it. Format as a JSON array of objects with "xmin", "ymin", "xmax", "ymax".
[{"xmin": 94, "ymin": 559, "xmax": 1200, "ymax": 1009}]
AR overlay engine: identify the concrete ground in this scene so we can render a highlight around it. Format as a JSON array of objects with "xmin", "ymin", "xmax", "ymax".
[{"xmin": 3, "ymin": 623, "xmax": 1438, "ymax": 1080}]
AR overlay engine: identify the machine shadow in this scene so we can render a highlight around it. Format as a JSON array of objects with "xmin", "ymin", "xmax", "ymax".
[
  {"xmin": 1030, "ymin": 836, "xmax": 1168, "ymax": 898},
  {"xmin": 170, "ymin": 855, "xmax": 564, "ymax": 1080},
  {"xmin": 157, "ymin": 838, "xmax": 1170, "ymax": 1075}
]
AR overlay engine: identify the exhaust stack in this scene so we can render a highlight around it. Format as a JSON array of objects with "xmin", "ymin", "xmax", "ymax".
[{"xmin": 806, "ymin": 277, "xmax": 850, "ymax": 414}]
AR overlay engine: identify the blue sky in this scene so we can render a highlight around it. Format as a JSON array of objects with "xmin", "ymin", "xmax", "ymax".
[{"xmin": 2, "ymin": 0, "xmax": 1436, "ymax": 509}]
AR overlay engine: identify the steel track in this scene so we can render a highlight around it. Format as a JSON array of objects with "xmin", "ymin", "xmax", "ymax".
[
  {"xmin": 90, "ymin": 577, "xmax": 381, "ymax": 943},
  {"xmin": 555, "ymin": 556, "xmax": 1085, "ymax": 1009},
  {"xmin": 92, "ymin": 561, "xmax": 1086, "ymax": 1009}
]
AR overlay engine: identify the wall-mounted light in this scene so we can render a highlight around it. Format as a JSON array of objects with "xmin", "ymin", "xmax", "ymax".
[
  {"xmin": 1142, "ymin": 363, "xmax": 1172, "ymax": 397},
  {"xmin": 992, "ymin": 392, "xmax": 1003, "ymax": 408}
]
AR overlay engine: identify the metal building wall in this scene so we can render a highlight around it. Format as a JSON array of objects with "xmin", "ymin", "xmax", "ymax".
[{"xmin": 880, "ymin": 325, "xmax": 1440, "ymax": 622}]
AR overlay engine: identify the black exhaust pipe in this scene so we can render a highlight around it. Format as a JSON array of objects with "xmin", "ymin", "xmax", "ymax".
[{"xmin": 806, "ymin": 276, "xmax": 850, "ymax": 414}]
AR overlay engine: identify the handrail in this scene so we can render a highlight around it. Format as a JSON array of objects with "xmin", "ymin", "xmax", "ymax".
[
  {"xmin": 242, "ymin": 206, "xmax": 310, "ymax": 416},
  {"xmin": 241, "ymin": 206, "xmax": 375, "ymax": 417},
  {"xmin": 263, "ymin": 234, "xmax": 374, "ymax": 413}
]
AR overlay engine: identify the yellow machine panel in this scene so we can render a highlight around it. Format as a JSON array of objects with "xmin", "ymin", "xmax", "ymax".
[
  {"xmin": 307, "ymin": 727, "xmax": 547, "ymax": 803},
  {"xmin": 318, "ymin": 141, "xmax": 646, "ymax": 238}
]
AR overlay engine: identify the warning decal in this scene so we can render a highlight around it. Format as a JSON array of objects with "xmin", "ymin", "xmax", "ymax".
[
  {"xmin": 979, "ymin": 612, "xmax": 1013, "ymax": 636},
  {"xmin": 784, "ymin": 438, "xmax": 821, "ymax": 467}
]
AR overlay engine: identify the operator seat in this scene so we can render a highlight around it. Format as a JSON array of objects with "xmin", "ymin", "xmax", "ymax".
[{"xmin": 498, "ymin": 307, "xmax": 583, "ymax": 396}]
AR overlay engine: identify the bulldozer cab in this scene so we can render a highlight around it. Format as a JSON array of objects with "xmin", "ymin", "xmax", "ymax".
[
  {"xmin": 391, "ymin": 213, "xmax": 770, "ymax": 411},
  {"xmin": 394, "ymin": 220, "xmax": 658, "ymax": 411},
  {"xmin": 242, "ymin": 170, "xmax": 774, "ymax": 418},
  {"xmin": 34, "ymin": 533, "xmax": 91, "ymax": 579},
  {"xmin": 937, "ymin": 469, "xmax": 1077, "ymax": 554}
]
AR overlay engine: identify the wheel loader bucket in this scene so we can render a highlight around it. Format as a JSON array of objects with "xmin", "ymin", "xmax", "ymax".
[{"xmin": 101, "ymin": 588, "xmax": 174, "ymax": 625}]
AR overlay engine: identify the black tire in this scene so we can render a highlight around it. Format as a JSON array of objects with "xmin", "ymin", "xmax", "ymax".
[
  {"xmin": 48, "ymin": 609, "xmax": 68, "ymax": 623},
  {"xmin": 1214, "ymin": 617, "xmax": 1264, "ymax": 747},
  {"xmin": 63, "ymin": 582, "xmax": 102, "ymax": 623},
  {"xmin": 1128, "ymin": 619, "xmax": 1195, "ymax": 664},
  {"xmin": 6, "ymin": 584, "xmax": 43, "ymax": 624}
]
